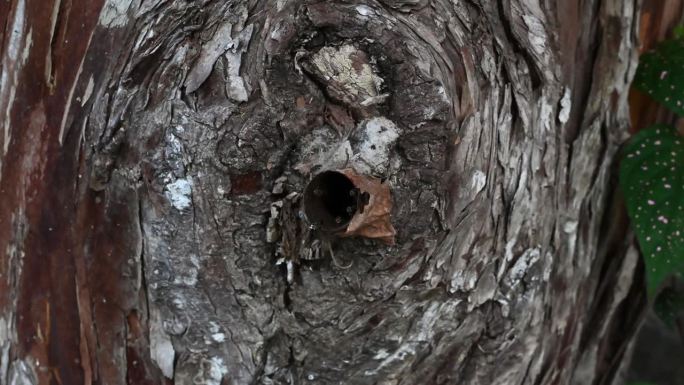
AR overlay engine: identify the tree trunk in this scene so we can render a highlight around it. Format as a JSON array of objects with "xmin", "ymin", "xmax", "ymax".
[{"xmin": 0, "ymin": 0, "xmax": 646, "ymax": 384}]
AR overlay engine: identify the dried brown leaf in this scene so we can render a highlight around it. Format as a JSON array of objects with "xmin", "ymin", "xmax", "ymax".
[{"xmin": 339, "ymin": 169, "xmax": 396, "ymax": 244}]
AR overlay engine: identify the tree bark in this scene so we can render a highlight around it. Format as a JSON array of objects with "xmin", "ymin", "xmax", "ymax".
[{"xmin": 0, "ymin": 0, "xmax": 645, "ymax": 384}]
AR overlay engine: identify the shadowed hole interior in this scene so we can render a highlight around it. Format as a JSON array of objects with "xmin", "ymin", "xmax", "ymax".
[{"xmin": 304, "ymin": 171, "xmax": 359, "ymax": 231}]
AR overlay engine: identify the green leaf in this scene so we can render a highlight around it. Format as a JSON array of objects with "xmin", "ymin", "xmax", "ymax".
[
  {"xmin": 634, "ymin": 39, "xmax": 684, "ymax": 117},
  {"xmin": 620, "ymin": 125, "xmax": 684, "ymax": 298},
  {"xmin": 674, "ymin": 25, "xmax": 684, "ymax": 40}
]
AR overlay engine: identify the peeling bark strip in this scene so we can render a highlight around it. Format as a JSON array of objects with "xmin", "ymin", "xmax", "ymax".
[{"xmin": 0, "ymin": 0, "xmax": 646, "ymax": 385}]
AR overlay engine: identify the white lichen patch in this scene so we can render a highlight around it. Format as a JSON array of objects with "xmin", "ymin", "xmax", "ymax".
[
  {"xmin": 355, "ymin": 5, "xmax": 374, "ymax": 16},
  {"xmin": 351, "ymin": 117, "xmax": 400, "ymax": 175},
  {"xmin": 206, "ymin": 357, "xmax": 228, "ymax": 385},
  {"xmin": 522, "ymin": 14, "xmax": 547, "ymax": 56},
  {"xmin": 558, "ymin": 87, "xmax": 572, "ymax": 124},
  {"xmin": 209, "ymin": 321, "xmax": 221, "ymax": 334},
  {"xmin": 365, "ymin": 344, "xmax": 416, "ymax": 376},
  {"xmin": 317, "ymin": 140, "xmax": 353, "ymax": 171},
  {"xmin": 211, "ymin": 333, "xmax": 226, "ymax": 343},
  {"xmin": 98, "ymin": 0, "xmax": 134, "ymax": 28},
  {"xmin": 165, "ymin": 178, "xmax": 193, "ymax": 210},
  {"xmin": 504, "ymin": 247, "xmax": 541, "ymax": 289},
  {"xmin": 296, "ymin": 116, "xmax": 399, "ymax": 175},
  {"xmin": 309, "ymin": 45, "xmax": 383, "ymax": 105},
  {"xmin": 563, "ymin": 221, "xmax": 578, "ymax": 234},
  {"xmin": 294, "ymin": 127, "xmax": 352, "ymax": 172},
  {"xmin": 470, "ymin": 170, "xmax": 486, "ymax": 194},
  {"xmin": 373, "ymin": 349, "xmax": 390, "ymax": 360},
  {"xmin": 150, "ymin": 309, "xmax": 175, "ymax": 379}
]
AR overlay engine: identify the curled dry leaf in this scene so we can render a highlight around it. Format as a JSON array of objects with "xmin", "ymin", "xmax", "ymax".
[{"xmin": 339, "ymin": 169, "xmax": 396, "ymax": 244}]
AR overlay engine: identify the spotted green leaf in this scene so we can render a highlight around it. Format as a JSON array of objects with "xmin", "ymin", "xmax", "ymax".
[
  {"xmin": 620, "ymin": 125, "xmax": 684, "ymax": 298},
  {"xmin": 634, "ymin": 38, "xmax": 684, "ymax": 117}
]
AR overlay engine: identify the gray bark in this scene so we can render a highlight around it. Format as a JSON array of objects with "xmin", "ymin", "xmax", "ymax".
[{"xmin": 0, "ymin": 0, "xmax": 645, "ymax": 384}]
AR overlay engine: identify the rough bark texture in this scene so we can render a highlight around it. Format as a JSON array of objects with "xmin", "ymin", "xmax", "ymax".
[{"xmin": 0, "ymin": 0, "xmax": 646, "ymax": 384}]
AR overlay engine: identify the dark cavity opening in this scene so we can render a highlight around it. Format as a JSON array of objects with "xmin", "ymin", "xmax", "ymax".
[{"xmin": 304, "ymin": 171, "xmax": 359, "ymax": 231}]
